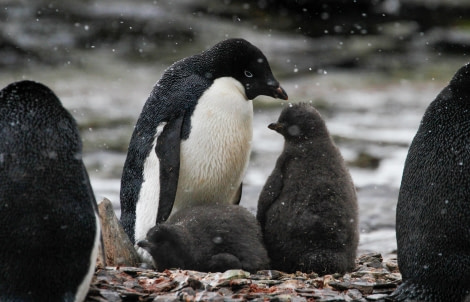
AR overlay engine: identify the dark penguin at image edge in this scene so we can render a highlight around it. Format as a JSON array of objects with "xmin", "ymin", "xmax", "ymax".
[
  {"xmin": 390, "ymin": 64, "xmax": 470, "ymax": 301},
  {"xmin": 120, "ymin": 38, "xmax": 288, "ymax": 249},
  {"xmin": 0, "ymin": 81, "xmax": 101, "ymax": 302},
  {"xmin": 138, "ymin": 204, "xmax": 269, "ymax": 273},
  {"xmin": 257, "ymin": 102, "xmax": 358, "ymax": 275}
]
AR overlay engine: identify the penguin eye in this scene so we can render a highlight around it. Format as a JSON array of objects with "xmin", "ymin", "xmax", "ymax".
[{"xmin": 244, "ymin": 70, "xmax": 253, "ymax": 78}]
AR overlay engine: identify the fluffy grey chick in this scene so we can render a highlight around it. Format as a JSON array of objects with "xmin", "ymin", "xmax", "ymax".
[
  {"xmin": 257, "ymin": 102, "xmax": 358, "ymax": 275},
  {"xmin": 138, "ymin": 204, "xmax": 269, "ymax": 273}
]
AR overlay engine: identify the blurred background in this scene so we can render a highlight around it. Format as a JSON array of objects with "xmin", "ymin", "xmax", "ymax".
[{"xmin": 1, "ymin": 0, "xmax": 469, "ymax": 255}]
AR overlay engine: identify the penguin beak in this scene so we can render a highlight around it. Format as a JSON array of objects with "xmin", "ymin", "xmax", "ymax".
[
  {"xmin": 137, "ymin": 240, "xmax": 152, "ymax": 251},
  {"xmin": 273, "ymin": 86, "xmax": 288, "ymax": 100},
  {"xmin": 268, "ymin": 122, "xmax": 285, "ymax": 133}
]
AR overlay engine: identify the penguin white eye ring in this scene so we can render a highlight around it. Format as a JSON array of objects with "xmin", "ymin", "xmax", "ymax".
[{"xmin": 244, "ymin": 70, "xmax": 253, "ymax": 78}]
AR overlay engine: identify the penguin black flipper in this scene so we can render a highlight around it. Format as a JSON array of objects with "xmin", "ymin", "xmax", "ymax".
[
  {"xmin": 257, "ymin": 122, "xmax": 288, "ymax": 226},
  {"xmin": 233, "ymin": 183, "xmax": 243, "ymax": 205},
  {"xmin": 155, "ymin": 114, "xmax": 184, "ymax": 223},
  {"xmin": 121, "ymin": 73, "xmax": 210, "ymax": 243},
  {"xmin": 256, "ymin": 154, "xmax": 284, "ymax": 231},
  {"xmin": 81, "ymin": 161, "xmax": 106, "ymax": 264}
]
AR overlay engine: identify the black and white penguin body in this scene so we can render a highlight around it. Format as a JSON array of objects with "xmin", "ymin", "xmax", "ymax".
[
  {"xmin": 391, "ymin": 64, "xmax": 470, "ymax": 301},
  {"xmin": 120, "ymin": 38, "xmax": 288, "ymax": 245},
  {"xmin": 257, "ymin": 103, "xmax": 358, "ymax": 275},
  {"xmin": 138, "ymin": 204, "xmax": 269, "ymax": 273},
  {"xmin": 0, "ymin": 81, "xmax": 100, "ymax": 302}
]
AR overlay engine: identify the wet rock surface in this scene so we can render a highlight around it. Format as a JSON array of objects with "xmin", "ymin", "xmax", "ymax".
[{"xmin": 86, "ymin": 253, "xmax": 400, "ymax": 302}]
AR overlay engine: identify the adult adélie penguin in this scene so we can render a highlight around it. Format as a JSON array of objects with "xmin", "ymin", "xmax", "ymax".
[
  {"xmin": 0, "ymin": 80, "xmax": 101, "ymax": 302},
  {"xmin": 120, "ymin": 38, "xmax": 288, "ymax": 246},
  {"xmin": 390, "ymin": 63, "xmax": 470, "ymax": 301}
]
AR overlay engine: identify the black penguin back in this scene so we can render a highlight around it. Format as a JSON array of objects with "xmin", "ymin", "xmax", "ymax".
[
  {"xmin": 119, "ymin": 54, "xmax": 211, "ymax": 242},
  {"xmin": 0, "ymin": 80, "xmax": 99, "ymax": 301},
  {"xmin": 394, "ymin": 64, "xmax": 470, "ymax": 301}
]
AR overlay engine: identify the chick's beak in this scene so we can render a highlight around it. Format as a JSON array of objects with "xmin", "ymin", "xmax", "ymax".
[
  {"xmin": 137, "ymin": 240, "xmax": 151, "ymax": 249},
  {"xmin": 268, "ymin": 122, "xmax": 285, "ymax": 133}
]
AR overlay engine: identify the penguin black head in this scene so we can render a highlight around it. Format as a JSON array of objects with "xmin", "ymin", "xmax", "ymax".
[
  {"xmin": 0, "ymin": 80, "xmax": 81, "ymax": 159},
  {"xmin": 268, "ymin": 103, "xmax": 327, "ymax": 141},
  {"xmin": 201, "ymin": 38, "xmax": 288, "ymax": 100},
  {"xmin": 0, "ymin": 80, "xmax": 62, "ymax": 105},
  {"xmin": 449, "ymin": 62, "xmax": 470, "ymax": 93},
  {"xmin": 138, "ymin": 224, "xmax": 192, "ymax": 270}
]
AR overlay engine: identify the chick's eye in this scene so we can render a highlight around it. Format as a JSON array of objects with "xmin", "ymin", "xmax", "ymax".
[{"xmin": 244, "ymin": 70, "xmax": 253, "ymax": 78}]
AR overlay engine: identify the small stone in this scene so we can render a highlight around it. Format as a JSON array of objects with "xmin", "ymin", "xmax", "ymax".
[
  {"xmin": 322, "ymin": 274, "xmax": 335, "ymax": 288},
  {"xmin": 217, "ymin": 286, "xmax": 234, "ymax": 296},
  {"xmin": 222, "ymin": 269, "xmax": 251, "ymax": 280},
  {"xmin": 295, "ymin": 288, "xmax": 315, "ymax": 300},
  {"xmin": 351, "ymin": 267, "xmax": 390, "ymax": 278},
  {"xmin": 384, "ymin": 259, "xmax": 398, "ymax": 272},
  {"xmin": 255, "ymin": 270, "xmax": 283, "ymax": 280},
  {"xmin": 168, "ymin": 274, "xmax": 190, "ymax": 292},
  {"xmin": 253, "ymin": 279, "xmax": 283, "ymax": 286},
  {"xmin": 223, "ymin": 296, "xmax": 246, "ymax": 302},
  {"xmin": 346, "ymin": 288, "xmax": 363, "ymax": 300},
  {"xmin": 329, "ymin": 281, "xmax": 350, "ymax": 291},
  {"xmin": 277, "ymin": 279, "xmax": 306, "ymax": 290},
  {"xmin": 384, "ymin": 273, "xmax": 402, "ymax": 282},
  {"xmin": 154, "ymin": 280, "xmax": 178, "ymax": 292},
  {"xmin": 357, "ymin": 253, "xmax": 383, "ymax": 266},
  {"xmin": 97, "ymin": 289, "xmax": 120, "ymax": 301},
  {"xmin": 366, "ymin": 293, "xmax": 390, "ymax": 300},
  {"xmin": 177, "ymin": 286, "xmax": 196, "ymax": 299},
  {"xmin": 206, "ymin": 269, "xmax": 250, "ymax": 287},
  {"xmin": 229, "ymin": 278, "xmax": 251, "ymax": 288},
  {"xmin": 311, "ymin": 288, "xmax": 348, "ymax": 301},
  {"xmin": 270, "ymin": 294, "xmax": 307, "ymax": 302},
  {"xmin": 295, "ymin": 288, "xmax": 315, "ymax": 293},
  {"xmin": 153, "ymin": 293, "xmax": 179, "ymax": 302},
  {"xmin": 350, "ymin": 281, "xmax": 374, "ymax": 295},
  {"xmin": 195, "ymin": 291, "xmax": 224, "ymax": 301}
]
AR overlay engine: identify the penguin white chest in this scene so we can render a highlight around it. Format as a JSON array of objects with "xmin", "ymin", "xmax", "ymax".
[{"xmin": 172, "ymin": 77, "xmax": 253, "ymax": 214}]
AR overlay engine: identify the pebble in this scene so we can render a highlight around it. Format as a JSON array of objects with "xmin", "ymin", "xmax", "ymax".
[{"xmin": 85, "ymin": 253, "xmax": 400, "ymax": 302}]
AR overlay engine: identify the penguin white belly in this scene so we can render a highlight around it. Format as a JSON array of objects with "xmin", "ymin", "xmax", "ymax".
[
  {"xmin": 134, "ymin": 123, "xmax": 167, "ymax": 243},
  {"xmin": 172, "ymin": 77, "xmax": 253, "ymax": 215}
]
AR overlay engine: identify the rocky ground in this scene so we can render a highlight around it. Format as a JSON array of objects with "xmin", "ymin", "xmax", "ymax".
[
  {"xmin": 86, "ymin": 253, "xmax": 400, "ymax": 302},
  {"xmin": 93, "ymin": 201, "xmax": 400, "ymax": 302}
]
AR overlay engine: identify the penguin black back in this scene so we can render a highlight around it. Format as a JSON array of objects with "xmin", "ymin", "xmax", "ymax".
[
  {"xmin": 120, "ymin": 38, "xmax": 287, "ymax": 245},
  {"xmin": 392, "ymin": 64, "xmax": 470, "ymax": 301},
  {"xmin": 0, "ymin": 81, "xmax": 100, "ymax": 302},
  {"xmin": 138, "ymin": 204, "xmax": 270, "ymax": 273},
  {"xmin": 257, "ymin": 103, "xmax": 358, "ymax": 274}
]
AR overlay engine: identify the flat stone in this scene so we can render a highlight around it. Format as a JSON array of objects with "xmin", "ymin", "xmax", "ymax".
[{"xmin": 366, "ymin": 293, "xmax": 390, "ymax": 301}]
